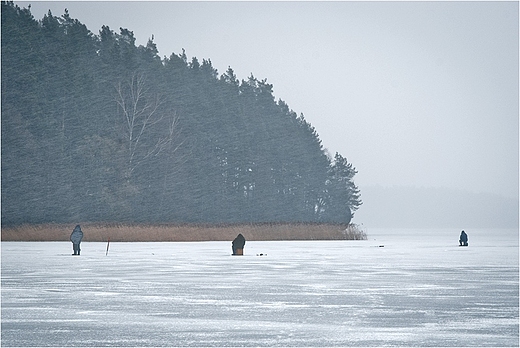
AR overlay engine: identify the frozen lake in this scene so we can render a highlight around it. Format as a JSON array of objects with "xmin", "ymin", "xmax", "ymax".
[{"xmin": 2, "ymin": 228, "xmax": 518, "ymax": 346}]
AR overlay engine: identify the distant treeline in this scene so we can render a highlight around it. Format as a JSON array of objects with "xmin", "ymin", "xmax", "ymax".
[{"xmin": 1, "ymin": 1, "xmax": 361, "ymax": 226}]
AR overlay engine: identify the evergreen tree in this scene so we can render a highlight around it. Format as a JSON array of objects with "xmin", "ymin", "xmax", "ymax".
[{"xmin": 323, "ymin": 153, "xmax": 362, "ymax": 223}]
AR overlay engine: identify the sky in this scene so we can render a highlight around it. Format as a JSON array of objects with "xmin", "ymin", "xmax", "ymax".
[{"xmin": 17, "ymin": 1, "xmax": 520, "ymax": 201}]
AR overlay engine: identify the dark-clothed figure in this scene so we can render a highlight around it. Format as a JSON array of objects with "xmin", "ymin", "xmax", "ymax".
[
  {"xmin": 70, "ymin": 225, "xmax": 84, "ymax": 255},
  {"xmin": 459, "ymin": 230, "xmax": 468, "ymax": 246},
  {"xmin": 232, "ymin": 233, "xmax": 246, "ymax": 255}
]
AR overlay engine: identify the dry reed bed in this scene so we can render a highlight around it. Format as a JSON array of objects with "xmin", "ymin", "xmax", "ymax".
[{"xmin": 1, "ymin": 223, "xmax": 367, "ymax": 242}]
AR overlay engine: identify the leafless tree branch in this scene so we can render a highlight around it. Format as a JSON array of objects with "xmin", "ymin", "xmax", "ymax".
[{"xmin": 113, "ymin": 72, "xmax": 181, "ymax": 176}]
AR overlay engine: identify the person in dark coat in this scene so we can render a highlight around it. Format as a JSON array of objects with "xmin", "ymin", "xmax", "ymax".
[
  {"xmin": 232, "ymin": 233, "xmax": 246, "ymax": 255},
  {"xmin": 70, "ymin": 225, "xmax": 84, "ymax": 255},
  {"xmin": 459, "ymin": 230, "xmax": 468, "ymax": 246}
]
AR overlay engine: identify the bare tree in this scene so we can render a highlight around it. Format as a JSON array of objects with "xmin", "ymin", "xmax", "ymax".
[{"xmin": 114, "ymin": 72, "xmax": 180, "ymax": 177}]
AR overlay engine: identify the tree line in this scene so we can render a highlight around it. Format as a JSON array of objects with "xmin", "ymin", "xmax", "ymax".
[{"xmin": 1, "ymin": 1, "xmax": 361, "ymax": 226}]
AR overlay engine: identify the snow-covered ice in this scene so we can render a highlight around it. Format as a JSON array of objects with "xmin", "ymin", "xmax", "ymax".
[{"xmin": 2, "ymin": 228, "xmax": 518, "ymax": 346}]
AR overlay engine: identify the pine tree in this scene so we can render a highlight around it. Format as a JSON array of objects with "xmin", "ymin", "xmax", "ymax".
[{"xmin": 323, "ymin": 153, "xmax": 362, "ymax": 224}]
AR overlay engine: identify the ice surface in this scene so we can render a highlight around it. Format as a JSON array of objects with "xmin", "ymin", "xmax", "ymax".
[{"xmin": 2, "ymin": 228, "xmax": 518, "ymax": 347}]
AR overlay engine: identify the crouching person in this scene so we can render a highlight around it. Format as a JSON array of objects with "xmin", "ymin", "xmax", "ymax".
[
  {"xmin": 459, "ymin": 230, "xmax": 468, "ymax": 246},
  {"xmin": 70, "ymin": 225, "xmax": 84, "ymax": 255},
  {"xmin": 232, "ymin": 233, "xmax": 246, "ymax": 255}
]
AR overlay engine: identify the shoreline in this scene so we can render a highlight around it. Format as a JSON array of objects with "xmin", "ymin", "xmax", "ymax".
[{"xmin": 1, "ymin": 222, "xmax": 367, "ymax": 242}]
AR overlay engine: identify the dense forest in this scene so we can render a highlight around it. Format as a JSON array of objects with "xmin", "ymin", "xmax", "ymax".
[{"xmin": 1, "ymin": 1, "xmax": 361, "ymax": 226}]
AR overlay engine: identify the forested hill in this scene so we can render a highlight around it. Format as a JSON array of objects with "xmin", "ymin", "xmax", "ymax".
[{"xmin": 1, "ymin": 2, "xmax": 362, "ymax": 226}]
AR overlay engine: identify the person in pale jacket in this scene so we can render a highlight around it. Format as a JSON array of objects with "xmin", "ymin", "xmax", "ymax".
[{"xmin": 70, "ymin": 225, "xmax": 84, "ymax": 255}]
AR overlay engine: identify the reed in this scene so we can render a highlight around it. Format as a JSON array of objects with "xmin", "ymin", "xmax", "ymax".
[{"xmin": 1, "ymin": 222, "xmax": 367, "ymax": 242}]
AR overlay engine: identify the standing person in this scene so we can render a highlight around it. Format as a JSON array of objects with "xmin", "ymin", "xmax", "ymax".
[
  {"xmin": 232, "ymin": 233, "xmax": 246, "ymax": 255},
  {"xmin": 70, "ymin": 225, "xmax": 84, "ymax": 255},
  {"xmin": 459, "ymin": 230, "xmax": 468, "ymax": 246}
]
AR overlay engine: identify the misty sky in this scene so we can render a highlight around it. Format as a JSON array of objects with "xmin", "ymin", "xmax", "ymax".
[{"xmin": 18, "ymin": 1, "xmax": 519, "ymax": 200}]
